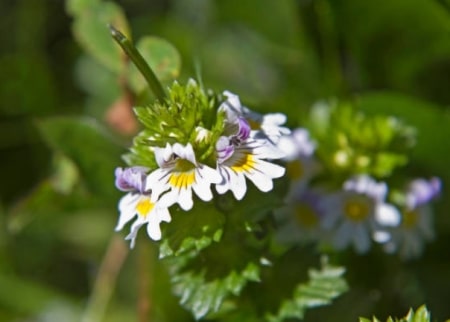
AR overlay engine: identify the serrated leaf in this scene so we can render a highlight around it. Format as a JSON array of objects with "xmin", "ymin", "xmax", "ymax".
[
  {"xmin": 159, "ymin": 199, "xmax": 225, "ymax": 258},
  {"xmin": 170, "ymin": 261, "xmax": 260, "ymax": 320},
  {"xmin": 128, "ymin": 36, "xmax": 181, "ymax": 93},
  {"xmin": 70, "ymin": 1, "xmax": 130, "ymax": 73},
  {"xmin": 360, "ymin": 305, "xmax": 431, "ymax": 322},
  {"xmin": 36, "ymin": 116, "xmax": 123, "ymax": 199},
  {"xmin": 266, "ymin": 260, "xmax": 348, "ymax": 322}
]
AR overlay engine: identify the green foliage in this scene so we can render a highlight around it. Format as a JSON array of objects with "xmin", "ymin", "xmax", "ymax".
[
  {"xmin": 129, "ymin": 36, "xmax": 182, "ymax": 93},
  {"xmin": 36, "ymin": 116, "xmax": 123, "ymax": 198},
  {"xmin": 69, "ymin": 0, "xmax": 130, "ymax": 73},
  {"xmin": 359, "ymin": 305, "xmax": 431, "ymax": 322},
  {"xmin": 266, "ymin": 260, "xmax": 348, "ymax": 322},
  {"xmin": 1, "ymin": 0, "xmax": 449, "ymax": 321},
  {"xmin": 307, "ymin": 100, "xmax": 416, "ymax": 179},
  {"xmin": 125, "ymin": 80, "xmax": 224, "ymax": 168}
]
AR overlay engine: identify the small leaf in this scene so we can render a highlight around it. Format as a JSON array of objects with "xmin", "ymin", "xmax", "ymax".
[
  {"xmin": 128, "ymin": 36, "xmax": 181, "ymax": 93},
  {"xmin": 266, "ymin": 259, "xmax": 348, "ymax": 322},
  {"xmin": 70, "ymin": 1, "xmax": 130, "ymax": 73}
]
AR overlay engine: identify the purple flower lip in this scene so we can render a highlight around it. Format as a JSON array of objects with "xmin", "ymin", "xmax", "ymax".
[
  {"xmin": 115, "ymin": 166, "xmax": 148, "ymax": 193},
  {"xmin": 406, "ymin": 177, "xmax": 441, "ymax": 208},
  {"xmin": 237, "ymin": 117, "xmax": 251, "ymax": 141},
  {"xmin": 216, "ymin": 136, "xmax": 235, "ymax": 162}
]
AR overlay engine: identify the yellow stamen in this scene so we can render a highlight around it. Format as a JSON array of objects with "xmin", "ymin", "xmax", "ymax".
[
  {"xmin": 343, "ymin": 196, "xmax": 371, "ymax": 222},
  {"xmin": 136, "ymin": 197, "xmax": 154, "ymax": 218},
  {"xmin": 231, "ymin": 153, "xmax": 256, "ymax": 172},
  {"xmin": 169, "ymin": 171, "xmax": 196, "ymax": 189},
  {"xmin": 295, "ymin": 204, "xmax": 318, "ymax": 227}
]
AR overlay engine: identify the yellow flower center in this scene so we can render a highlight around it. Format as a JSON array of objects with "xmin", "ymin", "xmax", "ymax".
[
  {"xmin": 286, "ymin": 160, "xmax": 304, "ymax": 180},
  {"xmin": 169, "ymin": 171, "xmax": 196, "ymax": 189},
  {"xmin": 294, "ymin": 204, "xmax": 319, "ymax": 227},
  {"xmin": 136, "ymin": 197, "xmax": 154, "ymax": 218},
  {"xmin": 343, "ymin": 195, "xmax": 371, "ymax": 222},
  {"xmin": 402, "ymin": 209, "xmax": 418, "ymax": 228},
  {"xmin": 231, "ymin": 153, "xmax": 256, "ymax": 172}
]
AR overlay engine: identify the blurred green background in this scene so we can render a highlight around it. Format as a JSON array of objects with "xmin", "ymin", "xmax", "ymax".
[{"xmin": 1, "ymin": 0, "xmax": 449, "ymax": 321}]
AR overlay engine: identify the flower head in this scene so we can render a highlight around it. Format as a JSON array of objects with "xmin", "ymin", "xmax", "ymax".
[
  {"xmin": 215, "ymin": 137, "xmax": 285, "ymax": 200},
  {"xmin": 146, "ymin": 143, "xmax": 222, "ymax": 211},
  {"xmin": 115, "ymin": 167, "xmax": 171, "ymax": 247},
  {"xmin": 220, "ymin": 91, "xmax": 290, "ymax": 144},
  {"xmin": 322, "ymin": 175, "xmax": 400, "ymax": 254},
  {"xmin": 379, "ymin": 177, "xmax": 441, "ymax": 260}
]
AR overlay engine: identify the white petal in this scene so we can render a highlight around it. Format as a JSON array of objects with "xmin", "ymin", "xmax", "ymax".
[
  {"xmin": 253, "ymin": 159, "xmax": 285, "ymax": 179},
  {"xmin": 177, "ymin": 187, "xmax": 193, "ymax": 211},
  {"xmin": 376, "ymin": 203, "xmax": 401, "ymax": 227},
  {"xmin": 245, "ymin": 170, "xmax": 274, "ymax": 192},
  {"xmin": 230, "ymin": 171, "xmax": 247, "ymax": 200},
  {"xmin": 146, "ymin": 217, "xmax": 162, "ymax": 241},
  {"xmin": 146, "ymin": 169, "xmax": 170, "ymax": 196},
  {"xmin": 353, "ymin": 224, "xmax": 371, "ymax": 254},
  {"xmin": 192, "ymin": 181, "xmax": 213, "ymax": 202},
  {"xmin": 333, "ymin": 221, "xmax": 353, "ymax": 250},
  {"xmin": 116, "ymin": 194, "xmax": 139, "ymax": 231}
]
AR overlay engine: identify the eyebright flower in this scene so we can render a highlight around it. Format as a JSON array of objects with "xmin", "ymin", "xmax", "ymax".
[
  {"xmin": 215, "ymin": 113, "xmax": 285, "ymax": 200},
  {"xmin": 322, "ymin": 175, "xmax": 400, "ymax": 254},
  {"xmin": 380, "ymin": 177, "xmax": 441, "ymax": 260},
  {"xmin": 220, "ymin": 91, "xmax": 290, "ymax": 144},
  {"xmin": 115, "ymin": 167, "xmax": 171, "ymax": 247},
  {"xmin": 275, "ymin": 189, "xmax": 327, "ymax": 244},
  {"xmin": 146, "ymin": 142, "xmax": 222, "ymax": 211},
  {"xmin": 277, "ymin": 128, "xmax": 320, "ymax": 198}
]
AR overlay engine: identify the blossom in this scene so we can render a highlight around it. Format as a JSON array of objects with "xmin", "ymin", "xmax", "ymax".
[
  {"xmin": 380, "ymin": 177, "xmax": 441, "ymax": 260},
  {"xmin": 322, "ymin": 175, "xmax": 400, "ymax": 254},
  {"xmin": 277, "ymin": 128, "xmax": 320, "ymax": 197},
  {"xmin": 146, "ymin": 143, "xmax": 222, "ymax": 211},
  {"xmin": 220, "ymin": 91, "xmax": 290, "ymax": 144},
  {"xmin": 275, "ymin": 189, "xmax": 327, "ymax": 244},
  {"xmin": 115, "ymin": 167, "xmax": 171, "ymax": 247}
]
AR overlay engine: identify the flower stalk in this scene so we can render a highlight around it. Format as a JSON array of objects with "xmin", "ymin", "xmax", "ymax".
[{"xmin": 109, "ymin": 25, "xmax": 166, "ymax": 102}]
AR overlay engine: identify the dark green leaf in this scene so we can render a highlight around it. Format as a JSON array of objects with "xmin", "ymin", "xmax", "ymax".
[{"xmin": 36, "ymin": 116, "xmax": 124, "ymax": 199}]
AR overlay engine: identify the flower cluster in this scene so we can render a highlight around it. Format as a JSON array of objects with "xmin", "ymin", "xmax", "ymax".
[
  {"xmin": 114, "ymin": 80, "xmax": 286, "ymax": 247},
  {"xmin": 275, "ymin": 126, "xmax": 442, "ymax": 260}
]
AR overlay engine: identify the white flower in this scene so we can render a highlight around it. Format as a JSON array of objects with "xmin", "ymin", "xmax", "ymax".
[
  {"xmin": 116, "ymin": 192, "xmax": 171, "ymax": 248},
  {"xmin": 379, "ymin": 177, "xmax": 440, "ymax": 260},
  {"xmin": 215, "ymin": 136, "xmax": 285, "ymax": 200},
  {"xmin": 322, "ymin": 175, "xmax": 400, "ymax": 254},
  {"xmin": 275, "ymin": 189, "xmax": 327, "ymax": 244},
  {"xmin": 277, "ymin": 128, "xmax": 320, "ymax": 198},
  {"xmin": 220, "ymin": 91, "xmax": 290, "ymax": 144},
  {"xmin": 146, "ymin": 143, "xmax": 221, "ymax": 211},
  {"xmin": 115, "ymin": 167, "xmax": 171, "ymax": 247}
]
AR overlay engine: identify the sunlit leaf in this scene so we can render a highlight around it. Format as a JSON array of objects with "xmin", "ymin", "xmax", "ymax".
[
  {"xmin": 70, "ymin": 1, "xmax": 130, "ymax": 73},
  {"xmin": 128, "ymin": 36, "xmax": 181, "ymax": 93},
  {"xmin": 266, "ymin": 259, "xmax": 348, "ymax": 322}
]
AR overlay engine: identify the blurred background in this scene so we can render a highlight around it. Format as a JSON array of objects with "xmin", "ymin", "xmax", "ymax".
[{"xmin": 0, "ymin": 0, "xmax": 449, "ymax": 321}]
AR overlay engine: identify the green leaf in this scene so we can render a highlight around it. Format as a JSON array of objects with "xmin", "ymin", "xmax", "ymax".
[
  {"xmin": 159, "ymin": 199, "xmax": 225, "ymax": 258},
  {"xmin": 36, "ymin": 116, "xmax": 123, "ymax": 199},
  {"xmin": 128, "ymin": 36, "xmax": 181, "ymax": 93},
  {"xmin": 356, "ymin": 91, "xmax": 450, "ymax": 181},
  {"xmin": 170, "ymin": 261, "xmax": 260, "ymax": 320},
  {"xmin": 0, "ymin": 273, "xmax": 75, "ymax": 316},
  {"xmin": 70, "ymin": 1, "xmax": 130, "ymax": 73},
  {"xmin": 266, "ymin": 259, "xmax": 348, "ymax": 322},
  {"xmin": 359, "ymin": 305, "xmax": 431, "ymax": 322}
]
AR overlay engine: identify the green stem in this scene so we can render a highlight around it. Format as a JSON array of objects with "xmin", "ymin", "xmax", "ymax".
[{"xmin": 109, "ymin": 25, "xmax": 166, "ymax": 103}]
